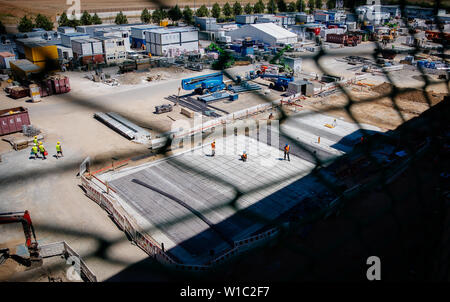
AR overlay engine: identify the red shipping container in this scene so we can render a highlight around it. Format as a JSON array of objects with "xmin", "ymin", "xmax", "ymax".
[
  {"xmin": 46, "ymin": 79, "xmax": 54, "ymax": 95},
  {"xmin": 93, "ymin": 54, "xmax": 104, "ymax": 64},
  {"xmin": 0, "ymin": 107, "xmax": 31, "ymax": 136},
  {"xmin": 53, "ymin": 78, "xmax": 61, "ymax": 94},
  {"xmin": 64, "ymin": 77, "xmax": 70, "ymax": 92},
  {"xmin": 59, "ymin": 79, "xmax": 66, "ymax": 93},
  {"xmin": 9, "ymin": 87, "xmax": 30, "ymax": 99}
]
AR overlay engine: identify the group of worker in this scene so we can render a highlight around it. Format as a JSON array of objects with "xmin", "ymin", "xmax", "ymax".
[
  {"xmin": 210, "ymin": 140, "xmax": 291, "ymax": 162},
  {"xmin": 30, "ymin": 136, "xmax": 63, "ymax": 160}
]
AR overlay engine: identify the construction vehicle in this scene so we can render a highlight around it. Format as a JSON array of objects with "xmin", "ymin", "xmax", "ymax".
[
  {"xmin": 269, "ymin": 45, "xmax": 293, "ymax": 75},
  {"xmin": 259, "ymin": 74, "xmax": 294, "ymax": 91},
  {"xmin": 206, "ymin": 42, "xmax": 235, "ymax": 70},
  {"xmin": 0, "ymin": 210, "xmax": 42, "ymax": 267},
  {"xmin": 181, "ymin": 72, "xmax": 226, "ymax": 95}
]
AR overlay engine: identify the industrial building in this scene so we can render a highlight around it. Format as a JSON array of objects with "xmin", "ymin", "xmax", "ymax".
[
  {"xmin": 227, "ymin": 23, "xmax": 298, "ymax": 46},
  {"xmin": 296, "ymin": 13, "xmax": 315, "ymax": 24},
  {"xmin": 96, "ymin": 36, "xmax": 127, "ymax": 64},
  {"xmin": 61, "ymin": 32, "xmax": 90, "ymax": 48},
  {"xmin": 94, "ymin": 29, "xmax": 131, "ymax": 51},
  {"xmin": 194, "ymin": 17, "xmax": 219, "ymax": 31},
  {"xmin": 145, "ymin": 27, "xmax": 199, "ymax": 57},
  {"xmin": 71, "ymin": 38, "xmax": 104, "ymax": 65},
  {"xmin": 130, "ymin": 25, "xmax": 161, "ymax": 49}
]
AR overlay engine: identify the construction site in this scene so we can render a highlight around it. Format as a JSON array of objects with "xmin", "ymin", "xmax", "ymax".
[{"xmin": 0, "ymin": 1, "xmax": 449, "ymax": 285}]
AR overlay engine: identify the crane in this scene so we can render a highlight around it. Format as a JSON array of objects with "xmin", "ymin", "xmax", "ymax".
[
  {"xmin": 0, "ymin": 210, "xmax": 42, "ymax": 267},
  {"xmin": 206, "ymin": 42, "xmax": 235, "ymax": 70}
]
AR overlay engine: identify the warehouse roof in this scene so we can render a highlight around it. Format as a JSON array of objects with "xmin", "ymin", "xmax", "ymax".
[
  {"xmin": 61, "ymin": 32, "xmax": 89, "ymax": 37},
  {"xmin": 95, "ymin": 36, "xmax": 121, "ymax": 41},
  {"xmin": 247, "ymin": 23, "xmax": 297, "ymax": 39}
]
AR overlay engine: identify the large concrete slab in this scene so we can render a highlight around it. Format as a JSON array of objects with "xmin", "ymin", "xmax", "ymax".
[{"xmin": 100, "ymin": 135, "xmax": 324, "ymax": 265}]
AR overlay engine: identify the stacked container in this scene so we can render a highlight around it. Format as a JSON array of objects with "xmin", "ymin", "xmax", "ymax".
[{"xmin": 0, "ymin": 52, "xmax": 16, "ymax": 69}]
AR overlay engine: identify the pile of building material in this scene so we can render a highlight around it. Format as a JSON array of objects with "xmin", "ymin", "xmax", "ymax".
[
  {"xmin": 5, "ymin": 86, "xmax": 29, "ymax": 99},
  {"xmin": 228, "ymin": 82, "xmax": 261, "ymax": 93},
  {"xmin": 198, "ymin": 91, "xmax": 238, "ymax": 103},
  {"xmin": 94, "ymin": 112, "xmax": 151, "ymax": 144}
]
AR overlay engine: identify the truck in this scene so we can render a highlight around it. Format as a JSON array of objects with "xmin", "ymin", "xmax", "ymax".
[
  {"xmin": 259, "ymin": 74, "xmax": 294, "ymax": 91},
  {"xmin": 181, "ymin": 72, "xmax": 226, "ymax": 95}
]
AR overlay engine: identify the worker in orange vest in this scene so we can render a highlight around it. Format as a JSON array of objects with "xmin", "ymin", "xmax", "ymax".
[
  {"xmin": 284, "ymin": 144, "xmax": 290, "ymax": 161},
  {"xmin": 211, "ymin": 141, "xmax": 216, "ymax": 157},
  {"xmin": 241, "ymin": 151, "xmax": 248, "ymax": 162}
]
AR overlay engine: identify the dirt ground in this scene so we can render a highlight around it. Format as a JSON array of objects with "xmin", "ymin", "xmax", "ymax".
[
  {"xmin": 117, "ymin": 66, "xmax": 191, "ymax": 86},
  {"xmin": 300, "ymin": 62, "xmax": 449, "ymax": 131}
]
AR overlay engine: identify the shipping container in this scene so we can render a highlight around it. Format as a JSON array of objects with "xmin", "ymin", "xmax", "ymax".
[
  {"xmin": 326, "ymin": 33, "xmax": 347, "ymax": 44},
  {"xmin": 24, "ymin": 44, "xmax": 58, "ymax": 63},
  {"xmin": 0, "ymin": 52, "xmax": 16, "ymax": 69},
  {"xmin": 72, "ymin": 39, "xmax": 93, "ymax": 56},
  {"xmin": 80, "ymin": 54, "xmax": 104, "ymax": 65},
  {"xmin": 61, "ymin": 32, "xmax": 90, "ymax": 47},
  {"xmin": 7, "ymin": 86, "xmax": 30, "ymax": 99},
  {"xmin": 0, "ymin": 107, "xmax": 31, "ymax": 136},
  {"xmin": 87, "ymin": 38, "xmax": 103, "ymax": 55},
  {"xmin": 236, "ymin": 15, "xmax": 257, "ymax": 24},
  {"xmin": 10, "ymin": 59, "xmax": 42, "ymax": 81}
]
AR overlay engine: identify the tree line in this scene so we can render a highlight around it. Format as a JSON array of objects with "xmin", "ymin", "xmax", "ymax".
[
  {"xmin": 140, "ymin": 0, "xmax": 341, "ymax": 25},
  {"xmin": 15, "ymin": 0, "xmax": 350, "ymax": 33},
  {"xmin": 16, "ymin": 11, "xmax": 102, "ymax": 32}
]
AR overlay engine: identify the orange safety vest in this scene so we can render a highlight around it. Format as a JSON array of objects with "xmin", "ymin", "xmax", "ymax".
[
  {"xmin": 211, "ymin": 142, "xmax": 215, "ymax": 149},
  {"xmin": 242, "ymin": 153, "xmax": 247, "ymax": 159},
  {"xmin": 284, "ymin": 145, "xmax": 290, "ymax": 152}
]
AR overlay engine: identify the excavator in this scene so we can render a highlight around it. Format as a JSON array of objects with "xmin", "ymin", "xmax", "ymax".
[
  {"xmin": 206, "ymin": 42, "xmax": 235, "ymax": 70},
  {"xmin": 0, "ymin": 210, "xmax": 42, "ymax": 268},
  {"xmin": 269, "ymin": 44, "xmax": 293, "ymax": 75}
]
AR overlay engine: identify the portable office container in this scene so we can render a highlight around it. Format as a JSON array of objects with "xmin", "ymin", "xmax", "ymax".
[
  {"xmin": 0, "ymin": 52, "xmax": 16, "ymax": 69},
  {"xmin": 72, "ymin": 39, "xmax": 93, "ymax": 56}
]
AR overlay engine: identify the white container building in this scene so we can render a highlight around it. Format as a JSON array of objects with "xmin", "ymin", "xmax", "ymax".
[
  {"xmin": 71, "ymin": 39, "xmax": 93, "ymax": 56},
  {"xmin": 57, "ymin": 45, "xmax": 73, "ymax": 61},
  {"xmin": 94, "ymin": 29, "xmax": 131, "ymax": 51},
  {"xmin": 61, "ymin": 32, "xmax": 90, "ymax": 48},
  {"xmin": 96, "ymin": 36, "xmax": 127, "ymax": 64},
  {"xmin": 145, "ymin": 27, "xmax": 199, "ymax": 57},
  {"xmin": 86, "ymin": 38, "xmax": 103, "ymax": 55}
]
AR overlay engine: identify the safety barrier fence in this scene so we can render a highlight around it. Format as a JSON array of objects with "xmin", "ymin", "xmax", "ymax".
[
  {"xmin": 81, "ymin": 172, "xmax": 286, "ymax": 270},
  {"xmin": 81, "ymin": 131, "xmax": 433, "ymax": 271},
  {"xmin": 151, "ymin": 102, "xmax": 277, "ymax": 149},
  {"xmin": 314, "ymin": 74, "xmax": 367, "ymax": 95},
  {"xmin": 209, "ymin": 228, "xmax": 280, "ymax": 266},
  {"xmin": 38, "ymin": 241, "xmax": 97, "ymax": 282}
]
